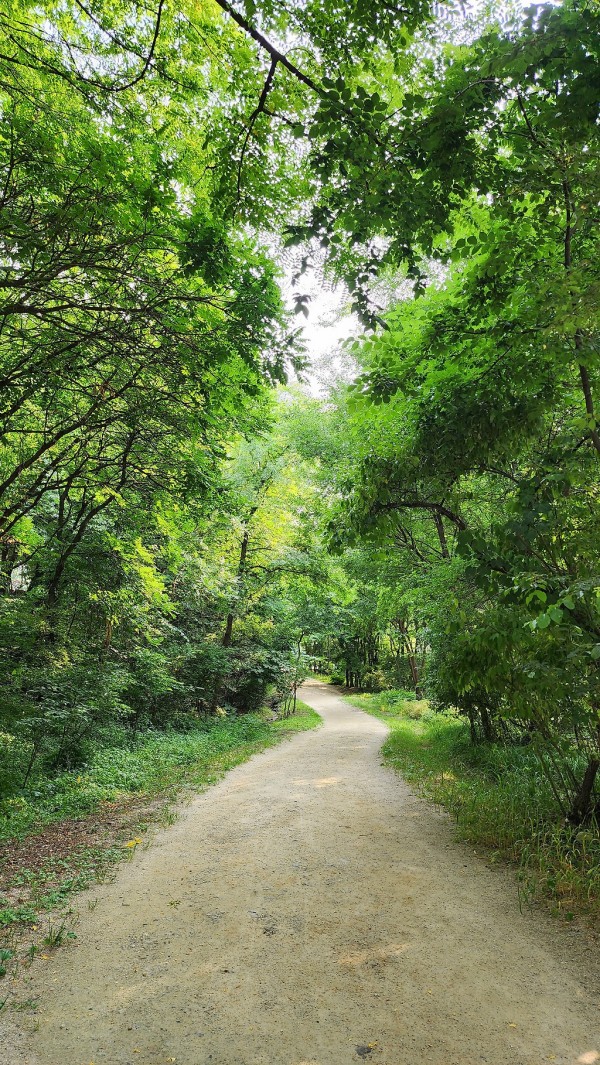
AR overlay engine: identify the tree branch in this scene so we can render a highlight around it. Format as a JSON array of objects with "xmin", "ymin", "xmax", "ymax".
[
  {"xmin": 213, "ymin": 0, "xmax": 320, "ymax": 94},
  {"xmin": 236, "ymin": 55, "xmax": 278, "ymax": 210},
  {"xmin": 374, "ymin": 498, "xmax": 467, "ymax": 530}
]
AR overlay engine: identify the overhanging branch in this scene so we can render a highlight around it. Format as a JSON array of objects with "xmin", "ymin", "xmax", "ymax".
[{"xmin": 213, "ymin": 0, "xmax": 320, "ymax": 94}]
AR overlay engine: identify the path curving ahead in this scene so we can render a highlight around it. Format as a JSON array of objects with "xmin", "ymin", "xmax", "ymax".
[{"xmin": 4, "ymin": 681, "xmax": 599, "ymax": 1065}]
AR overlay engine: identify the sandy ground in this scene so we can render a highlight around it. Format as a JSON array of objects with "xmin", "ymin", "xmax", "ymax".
[{"xmin": 2, "ymin": 681, "xmax": 599, "ymax": 1065}]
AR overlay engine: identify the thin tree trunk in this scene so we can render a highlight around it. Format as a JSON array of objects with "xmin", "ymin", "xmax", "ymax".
[
  {"xmin": 563, "ymin": 178, "xmax": 600, "ymax": 458},
  {"xmin": 433, "ymin": 511, "xmax": 450, "ymax": 559},
  {"xmin": 212, "ymin": 527, "xmax": 251, "ymax": 711},
  {"xmin": 397, "ymin": 617, "xmax": 421, "ymax": 695},
  {"xmin": 467, "ymin": 710, "xmax": 477, "ymax": 745},
  {"xmin": 222, "ymin": 529, "xmax": 249, "ymax": 649},
  {"xmin": 479, "ymin": 706, "xmax": 495, "ymax": 743},
  {"xmin": 22, "ymin": 741, "xmax": 40, "ymax": 787},
  {"xmin": 567, "ymin": 757, "xmax": 599, "ymax": 825}
]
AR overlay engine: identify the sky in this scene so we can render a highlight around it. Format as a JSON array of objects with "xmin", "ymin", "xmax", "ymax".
[
  {"xmin": 280, "ymin": 256, "xmax": 359, "ymax": 395},
  {"xmin": 295, "ymin": 282, "xmax": 358, "ymax": 394}
]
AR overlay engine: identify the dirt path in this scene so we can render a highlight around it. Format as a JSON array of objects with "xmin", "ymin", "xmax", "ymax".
[{"xmin": 3, "ymin": 681, "xmax": 599, "ymax": 1065}]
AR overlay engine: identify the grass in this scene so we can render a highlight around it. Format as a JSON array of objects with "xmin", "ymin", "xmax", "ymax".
[
  {"xmin": 269, "ymin": 699, "xmax": 321, "ymax": 736},
  {"xmin": 0, "ymin": 701, "xmax": 320, "ymax": 957},
  {"xmin": 347, "ymin": 691, "xmax": 600, "ymax": 923}
]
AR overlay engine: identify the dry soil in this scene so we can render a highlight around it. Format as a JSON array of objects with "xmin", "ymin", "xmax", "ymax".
[{"xmin": 1, "ymin": 681, "xmax": 599, "ymax": 1065}]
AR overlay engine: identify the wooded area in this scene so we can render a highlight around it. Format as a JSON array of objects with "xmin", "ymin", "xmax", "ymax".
[{"xmin": 0, "ymin": 0, "xmax": 599, "ymax": 914}]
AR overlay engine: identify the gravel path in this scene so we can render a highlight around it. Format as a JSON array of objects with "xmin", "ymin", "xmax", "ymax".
[{"xmin": 3, "ymin": 681, "xmax": 599, "ymax": 1065}]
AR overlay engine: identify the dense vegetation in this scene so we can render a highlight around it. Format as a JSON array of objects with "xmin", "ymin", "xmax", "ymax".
[{"xmin": 0, "ymin": 0, "xmax": 598, "ymax": 916}]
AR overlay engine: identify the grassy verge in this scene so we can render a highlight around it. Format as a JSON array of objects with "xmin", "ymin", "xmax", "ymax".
[
  {"xmin": 1, "ymin": 703, "xmax": 319, "ymax": 847},
  {"xmin": 347, "ymin": 691, "xmax": 600, "ymax": 924},
  {"xmin": 0, "ymin": 701, "xmax": 320, "ymax": 984}
]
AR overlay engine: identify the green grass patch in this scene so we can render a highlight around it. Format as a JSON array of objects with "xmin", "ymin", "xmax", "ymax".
[
  {"xmin": 270, "ymin": 699, "xmax": 322, "ymax": 735},
  {"xmin": 349, "ymin": 688, "xmax": 429, "ymax": 718},
  {"xmin": 348, "ymin": 692, "xmax": 600, "ymax": 923}
]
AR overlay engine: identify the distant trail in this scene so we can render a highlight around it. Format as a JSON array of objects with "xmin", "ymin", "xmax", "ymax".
[{"xmin": 3, "ymin": 681, "xmax": 598, "ymax": 1065}]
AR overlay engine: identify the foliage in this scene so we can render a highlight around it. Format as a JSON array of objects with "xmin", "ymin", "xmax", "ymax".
[
  {"xmin": 0, "ymin": 393, "xmax": 328, "ymax": 789},
  {"xmin": 0, "ymin": 0, "xmax": 317, "ymax": 791}
]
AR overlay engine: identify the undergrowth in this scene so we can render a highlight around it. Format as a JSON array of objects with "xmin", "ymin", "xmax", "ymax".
[
  {"xmin": 349, "ymin": 691, "xmax": 600, "ymax": 923},
  {"xmin": 0, "ymin": 703, "xmax": 319, "ymax": 844}
]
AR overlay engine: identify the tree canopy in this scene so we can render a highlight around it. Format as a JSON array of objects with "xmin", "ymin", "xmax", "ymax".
[{"xmin": 1, "ymin": 0, "xmax": 599, "ymax": 830}]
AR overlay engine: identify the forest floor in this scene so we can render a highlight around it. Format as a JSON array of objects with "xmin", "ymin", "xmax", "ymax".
[{"xmin": 1, "ymin": 680, "xmax": 599, "ymax": 1065}]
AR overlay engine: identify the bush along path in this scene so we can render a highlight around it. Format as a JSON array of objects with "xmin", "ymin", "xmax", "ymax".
[
  {"xmin": 347, "ymin": 690, "xmax": 600, "ymax": 925},
  {"xmin": 0, "ymin": 703, "xmax": 320, "ymax": 997},
  {"xmin": 1, "ymin": 681, "xmax": 598, "ymax": 1065}
]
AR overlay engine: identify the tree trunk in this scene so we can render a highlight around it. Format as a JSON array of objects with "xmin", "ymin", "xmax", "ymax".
[
  {"xmin": 567, "ymin": 757, "xmax": 599, "ymax": 825},
  {"xmin": 480, "ymin": 706, "xmax": 495, "ymax": 743},
  {"xmin": 467, "ymin": 710, "xmax": 477, "ymax": 745},
  {"xmin": 408, "ymin": 653, "xmax": 421, "ymax": 697},
  {"xmin": 222, "ymin": 529, "xmax": 249, "ymax": 649},
  {"xmin": 563, "ymin": 177, "xmax": 600, "ymax": 458},
  {"xmin": 433, "ymin": 511, "xmax": 450, "ymax": 559},
  {"xmin": 212, "ymin": 527, "xmax": 250, "ymax": 711},
  {"xmin": 397, "ymin": 617, "xmax": 421, "ymax": 695}
]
